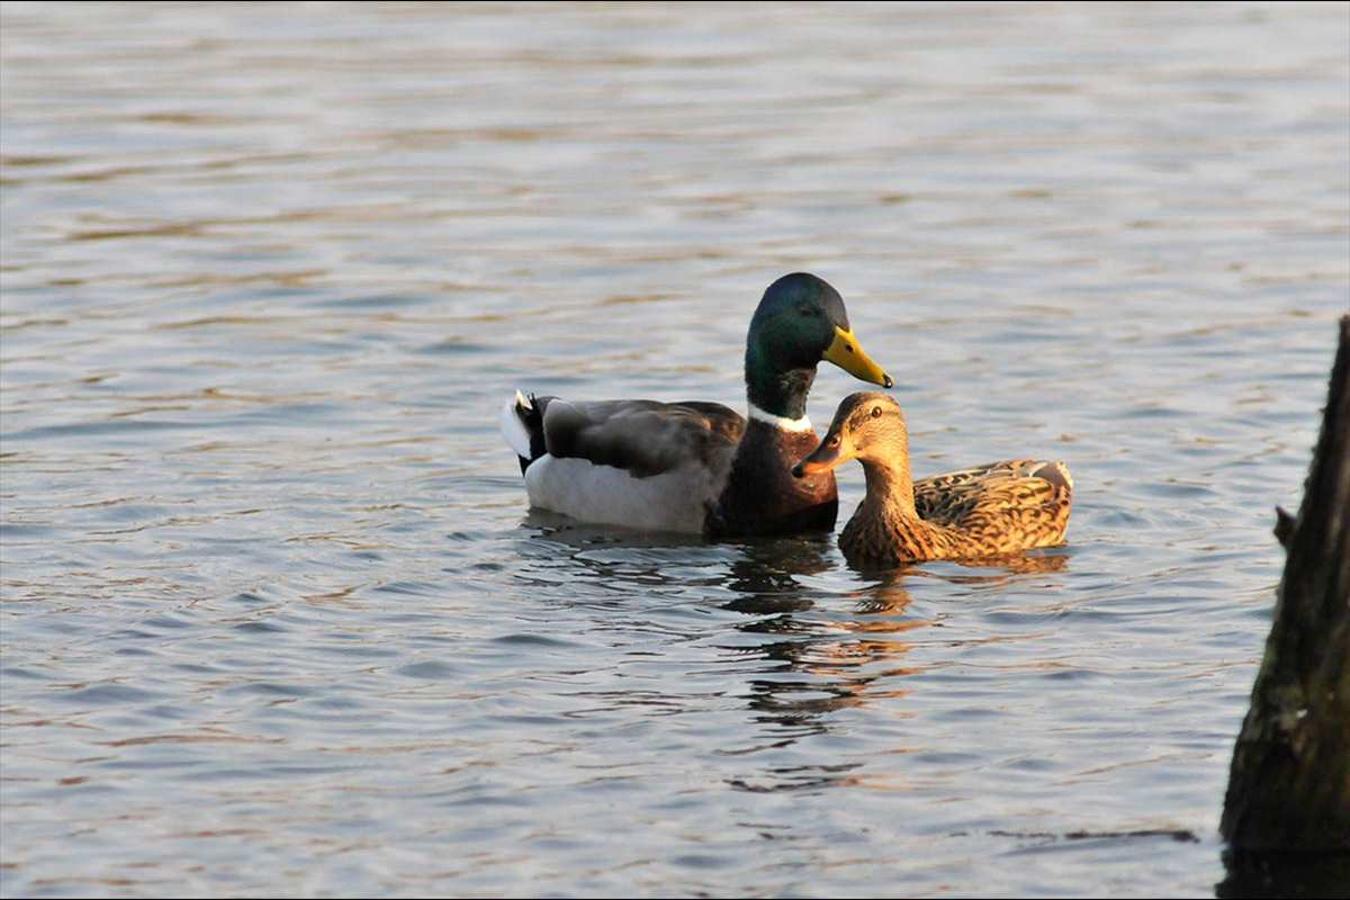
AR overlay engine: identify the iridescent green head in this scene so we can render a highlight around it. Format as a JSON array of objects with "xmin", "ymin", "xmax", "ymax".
[{"xmin": 744, "ymin": 273, "xmax": 893, "ymax": 420}]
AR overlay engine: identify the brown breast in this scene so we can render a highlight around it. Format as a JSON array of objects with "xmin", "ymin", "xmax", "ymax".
[{"xmin": 707, "ymin": 422, "xmax": 838, "ymax": 537}]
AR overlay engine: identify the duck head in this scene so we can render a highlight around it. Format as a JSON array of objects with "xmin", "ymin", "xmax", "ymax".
[
  {"xmin": 745, "ymin": 273, "xmax": 893, "ymax": 420},
  {"xmin": 792, "ymin": 392, "xmax": 908, "ymax": 477}
]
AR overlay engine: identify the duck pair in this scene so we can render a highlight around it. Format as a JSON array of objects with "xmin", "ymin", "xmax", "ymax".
[{"xmin": 500, "ymin": 273, "xmax": 1072, "ymax": 566}]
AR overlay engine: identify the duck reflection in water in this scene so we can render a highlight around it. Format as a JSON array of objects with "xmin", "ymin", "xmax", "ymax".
[
  {"xmin": 718, "ymin": 542, "xmax": 1071, "ymax": 792},
  {"xmin": 518, "ymin": 513, "xmax": 1069, "ymax": 792},
  {"xmin": 722, "ymin": 539, "xmax": 929, "ymax": 719}
]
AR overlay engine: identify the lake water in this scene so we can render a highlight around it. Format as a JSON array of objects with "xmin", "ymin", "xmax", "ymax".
[{"xmin": 2, "ymin": 2, "xmax": 1348, "ymax": 897}]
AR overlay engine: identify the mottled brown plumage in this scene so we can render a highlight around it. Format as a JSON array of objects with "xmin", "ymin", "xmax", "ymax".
[{"xmin": 794, "ymin": 393, "xmax": 1073, "ymax": 567}]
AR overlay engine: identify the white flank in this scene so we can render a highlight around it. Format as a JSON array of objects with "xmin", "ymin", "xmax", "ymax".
[
  {"xmin": 499, "ymin": 390, "xmax": 534, "ymax": 459},
  {"xmin": 747, "ymin": 403, "xmax": 814, "ymax": 433},
  {"xmin": 524, "ymin": 455, "xmax": 713, "ymax": 533}
]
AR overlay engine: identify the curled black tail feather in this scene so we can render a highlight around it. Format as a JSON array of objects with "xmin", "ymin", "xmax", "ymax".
[{"xmin": 516, "ymin": 393, "xmax": 552, "ymax": 473}]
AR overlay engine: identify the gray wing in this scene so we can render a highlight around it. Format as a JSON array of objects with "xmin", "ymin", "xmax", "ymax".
[{"xmin": 540, "ymin": 398, "xmax": 745, "ymax": 479}]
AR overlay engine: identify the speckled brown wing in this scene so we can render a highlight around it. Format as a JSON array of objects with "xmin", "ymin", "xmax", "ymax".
[
  {"xmin": 917, "ymin": 459, "xmax": 1073, "ymax": 557},
  {"xmin": 914, "ymin": 460, "xmax": 1049, "ymax": 518}
]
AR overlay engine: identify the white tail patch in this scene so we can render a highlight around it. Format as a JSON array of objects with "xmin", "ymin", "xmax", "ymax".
[
  {"xmin": 1055, "ymin": 461, "xmax": 1074, "ymax": 491},
  {"xmin": 500, "ymin": 390, "xmax": 535, "ymax": 459}
]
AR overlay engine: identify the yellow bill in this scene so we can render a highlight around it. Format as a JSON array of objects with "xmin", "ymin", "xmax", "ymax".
[{"xmin": 822, "ymin": 326, "xmax": 893, "ymax": 388}]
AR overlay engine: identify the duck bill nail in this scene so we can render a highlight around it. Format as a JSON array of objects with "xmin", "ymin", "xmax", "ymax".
[{"xmin": 823, "ymin": 326, "xmax": 893, "ymax": 388}]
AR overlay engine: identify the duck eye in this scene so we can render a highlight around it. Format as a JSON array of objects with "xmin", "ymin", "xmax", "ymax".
[
  {"xmin": 797, "ymin": 305, "xmax": 818, "ymax": 317},
  {"xmin": 871, "ymin": 406, "xmax": 882, "ymax": 418}
]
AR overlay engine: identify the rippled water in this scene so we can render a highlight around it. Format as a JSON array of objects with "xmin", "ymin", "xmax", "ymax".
[{"xmin": 2, "ymin": 2, "xmax": 1348, "ymax": 897}]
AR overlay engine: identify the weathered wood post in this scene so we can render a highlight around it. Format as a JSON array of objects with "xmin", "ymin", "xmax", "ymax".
[{"xmin": 1220, "ymin": 316, "xmax": 1349, "ymax": 858}]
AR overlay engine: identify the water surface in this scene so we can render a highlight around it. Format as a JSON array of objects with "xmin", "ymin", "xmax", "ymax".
[{"xmin": 2, "ymin": 2, "xmax": 1348, "ymax": 897}]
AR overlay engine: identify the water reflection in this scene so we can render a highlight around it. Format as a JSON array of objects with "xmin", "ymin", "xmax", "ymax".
[
  {"xmin": 846, "ymin": 549, "xmax": 1073, "ymax": 582},
  {"xmin": 520, "ymin": 520, "xmax": 1070, "ymax": 747},
  {"xmin": 720, "ymin": 534, "xmax": 834, "ymax": 617},
  {"xmin": 720, "ymin": 541, "xmax": 927, "ymax": 757},
  {"xmin": 715, "ymin": 544, "xmax": 1078, "ymax": 792}
]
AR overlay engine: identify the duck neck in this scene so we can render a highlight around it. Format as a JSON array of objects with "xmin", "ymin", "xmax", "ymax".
[
  {"xmin": 842, "ymin": 450, "xmax": 948, "ymax": 565},
  {"xmin": 859, "ymin": 455, "xmax": 918, "ymax": 519},
  {"xmin": 745, "ymin": 347, "xmax": 815, "ymax": 420}
]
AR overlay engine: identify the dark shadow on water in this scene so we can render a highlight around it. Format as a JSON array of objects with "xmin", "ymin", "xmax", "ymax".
[
  {"xmin": 987, "ymin": 827, "xmax": 1199, "ymax": 843},
  {"xmin": 1216, "ymin": 850, "xmax": 1350, "ymax": 899}
]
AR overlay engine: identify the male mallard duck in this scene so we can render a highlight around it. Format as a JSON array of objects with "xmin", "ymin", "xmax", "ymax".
[
  {"xmin": 500, "ymin": 273, "xmax": 894, "ymax": 537},
  {"xmin": 792, "ymin": 392, "xmax": 1073, "ymax": 566}
]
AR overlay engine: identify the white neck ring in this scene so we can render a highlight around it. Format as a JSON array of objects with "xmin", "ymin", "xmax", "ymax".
[{"xmin": 747, "ymin": 403, "xmax": 814, "ymax": 433}]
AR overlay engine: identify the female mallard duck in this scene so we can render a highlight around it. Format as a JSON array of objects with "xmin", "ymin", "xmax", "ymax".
[
  {"xmin": 792, "ymin": 392, "xmax": 1073, "ymax": 566},
  {"xmin": 500, "ymin": 273, "xmax": 894, "ymax": 537}
]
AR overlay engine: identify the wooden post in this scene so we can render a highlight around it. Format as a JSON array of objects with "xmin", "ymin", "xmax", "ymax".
[{"xmin": 1220, "ymin": 315, "xmax": 1350, "ymax": 853}]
